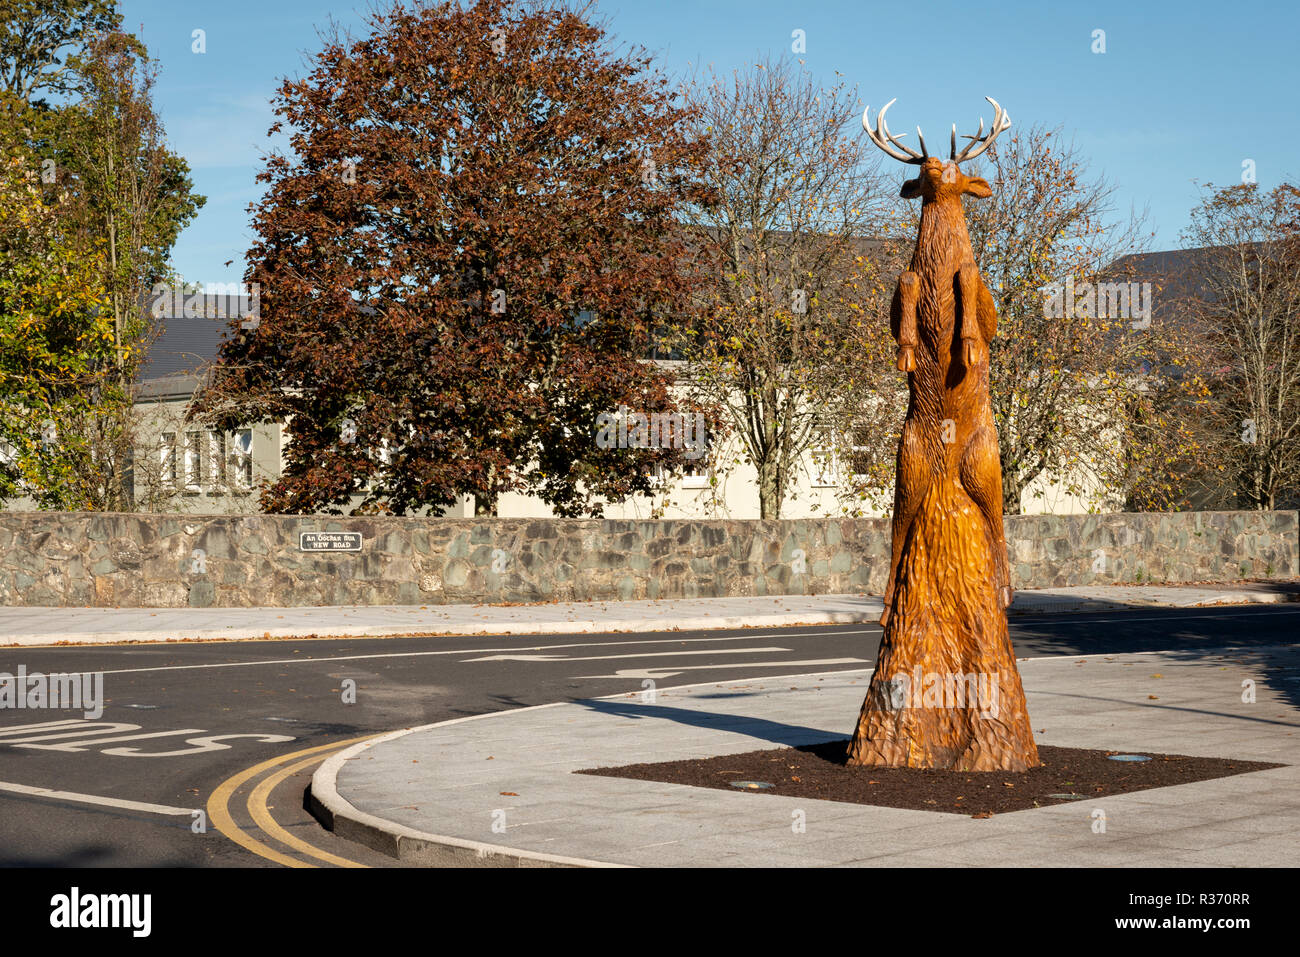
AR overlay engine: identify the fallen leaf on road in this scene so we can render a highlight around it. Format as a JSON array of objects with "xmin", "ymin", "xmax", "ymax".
[{"xmin": 500, "ymin": 791, "xmax": 518, "ymax": 796}]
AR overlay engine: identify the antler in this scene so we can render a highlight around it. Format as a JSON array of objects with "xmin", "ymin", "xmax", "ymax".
[
  {"xmin": 863, "ymin": 99, "xmax": 927, "ymax": 165},
  {"xmin": 951, "ymin": 96, "xmax": 1011, "ymax": 163}
]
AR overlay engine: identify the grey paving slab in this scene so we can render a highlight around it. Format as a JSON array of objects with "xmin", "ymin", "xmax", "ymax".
[{"xmin": 316, "ymin": 645, "xmax": 1300, "ymax": 867}]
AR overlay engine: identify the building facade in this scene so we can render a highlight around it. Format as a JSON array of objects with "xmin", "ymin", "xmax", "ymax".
[{"xmin": 111, "ymin": 294, "xmax": 1111, "ymax": 519}]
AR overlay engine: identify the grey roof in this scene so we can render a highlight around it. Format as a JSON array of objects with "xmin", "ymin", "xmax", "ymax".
[
  {"xmin": 136, "ymin": 293, "xmax": 250, "ymax": 383},
  {"xmin": 134, "ymin": 373, "xmax": 206, "ymax": 401},
  {"xmin": 1104, "ymin": 246, "xmax": 1220, "ymax": 316}
]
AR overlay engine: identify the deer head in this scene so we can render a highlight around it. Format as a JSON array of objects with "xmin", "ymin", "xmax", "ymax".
[{"xmin": 863, "ymin": 97, "xmax": 1010, "ymax": 203}]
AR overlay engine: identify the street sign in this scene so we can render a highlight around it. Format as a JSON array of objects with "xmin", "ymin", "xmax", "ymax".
[{"xmin": 298, "ymin": 531, "xmax": 363, "ymax": 552}]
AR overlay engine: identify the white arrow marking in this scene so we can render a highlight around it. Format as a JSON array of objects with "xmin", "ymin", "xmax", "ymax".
[
  {"xmin": 463, "ymin": 647, "xmax": 791, "ymax": 663},
  {"xmin": 575, "ymin": 657, "xmax": 870, "ymax": 679}
]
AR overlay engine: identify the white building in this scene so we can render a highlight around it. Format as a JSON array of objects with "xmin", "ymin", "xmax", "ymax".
[{"xmin": 121, "ymin": 296, "xmax": 1110, "ymax": 519}]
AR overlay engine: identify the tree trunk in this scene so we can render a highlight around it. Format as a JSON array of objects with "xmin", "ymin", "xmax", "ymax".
[
  {"xmin": 758, "ymin": 459, "xmax": 782, "ymax": 519},
  {"xmin": 847, "ymin": 472, "xmax": 1038, "ymax": 770},
  {"xmin": 1001, "ymin": 460, "xmax": 1023, "ymax": 515}
]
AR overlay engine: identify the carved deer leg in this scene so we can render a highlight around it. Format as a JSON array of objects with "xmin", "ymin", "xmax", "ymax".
[
  {"xmin": 895, "ymin": 271, "xmax": 919, "ymax": 372},
  {"xmin": 959, "ymin": 423, "xmax": 1013, "ymax": 608},
  {"xmin": 880, "ymin": 418, "xmax": 927, "ymax": 627},
  {"xmin": 958, "ymin": 263, "xmax": 987, "ymax": 368}
]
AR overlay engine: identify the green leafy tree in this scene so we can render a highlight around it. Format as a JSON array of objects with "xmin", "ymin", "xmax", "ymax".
[
  {"xmin": 0, "ymin": 106, "xmax": 115, "ymax": 506},
  {"xmin": 52, "ymin": 30, "xmax": 204, "ymax": 389},
  {"xmin": 0, "ymin": 0, "xmax": 119, "ymax": 102},
  {"xmin": 0, "ymin": 24, "xmax": 203, "ymax": 510}
]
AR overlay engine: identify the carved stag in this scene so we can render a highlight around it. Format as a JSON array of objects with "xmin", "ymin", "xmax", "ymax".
[
  {"xmin": 847, "ymin": 98, "xmax": 1039, "ymax": 771},
  {"xmin": 871, "ymin": 96, "xmax": 1013, "ymax": 631}
]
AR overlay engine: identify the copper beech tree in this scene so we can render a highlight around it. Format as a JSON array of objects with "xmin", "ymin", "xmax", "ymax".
[
  {"xmin": 191, "ymin": 0, "xmax": 708, "ymax": 516},
  {"xmin": 847, "ymin": 99, "xmax": 1039, "ymax": 771}
]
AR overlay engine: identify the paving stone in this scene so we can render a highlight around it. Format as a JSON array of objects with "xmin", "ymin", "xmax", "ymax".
[{"xmin": 328, "ymin": 647, "xmax": 1300, "ymax": 866}]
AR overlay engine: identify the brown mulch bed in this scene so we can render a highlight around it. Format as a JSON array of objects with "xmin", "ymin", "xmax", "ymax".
[{"xmin": 576, "ymin": 741, "xmax": 1284, "ymax": 817}]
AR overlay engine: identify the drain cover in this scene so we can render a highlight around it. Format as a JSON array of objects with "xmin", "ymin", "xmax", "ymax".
[
  {"xmin": 729, "ymin": 780, "xmax": 774, "ymax": 790},
  {"xmin": 1107, "ymin": 754, "xmax": 1151, "ymax": 762}
]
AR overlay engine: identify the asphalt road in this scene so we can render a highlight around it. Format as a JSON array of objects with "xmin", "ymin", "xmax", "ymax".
[{"xmin": 1, "ymin": 604, "xmax": 1297, "ymax": 868}]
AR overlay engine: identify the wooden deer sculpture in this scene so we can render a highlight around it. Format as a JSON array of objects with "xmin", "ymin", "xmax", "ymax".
[{"xmin": 846, "ymin": 97, "xmax": 1039, "ymax": 771}]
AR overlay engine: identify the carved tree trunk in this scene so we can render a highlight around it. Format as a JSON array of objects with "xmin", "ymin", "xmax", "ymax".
[
  {"xmin": 847, "ymin": 472, "xmax": 1038, "ymax": 770},
  {"xmin": 846, "ymin": 253, "xmax": 1040, "ymax": 770},
  {"xmin": 846, "ymin": 106, "xmax": 1039, "ymax": 771}
]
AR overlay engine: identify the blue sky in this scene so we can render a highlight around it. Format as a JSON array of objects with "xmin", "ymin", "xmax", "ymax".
[{"xmin": 119, "ymin": 0, "xmax": 1299, "ymax": 287}]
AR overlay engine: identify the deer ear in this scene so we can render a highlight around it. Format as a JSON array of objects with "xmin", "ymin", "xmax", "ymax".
[
  {"xmin": 963, "ymin": 177, "xmax": 992, "ymax": 198},
  {"xmin": 900, "ymin": 178, "xmax": 922, "ymax": 199}
]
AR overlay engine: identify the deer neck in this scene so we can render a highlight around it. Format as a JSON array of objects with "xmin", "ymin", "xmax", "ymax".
[{"xmin": 911, "ymin": 196, "xmax": 974, "ymax": 274}]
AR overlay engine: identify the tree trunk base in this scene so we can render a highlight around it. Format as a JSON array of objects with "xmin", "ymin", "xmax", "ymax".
[{"xmin": 848, "ymin": 476, "xmax": 1040, "ymax": 771}]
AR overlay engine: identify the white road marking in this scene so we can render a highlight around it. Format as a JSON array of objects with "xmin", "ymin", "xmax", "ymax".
[
  {"xmin": 0, "ymin": 719, "xmax": 295, "ymax": 757},
  {"xmin": 0, "ymin": 780, "xmax": 196, "ymax": 816},
  {"xmin": 4, "ymin": 609, "xmax": 1288, "ymax": 681},
  {"xmin": 464, "ymin": 647, "xmax": 791, "ymax": 663},
  {"xmin": 7, "ymin": 632, "xmax": 867, "ymax": 680},
  {"xmin": 577, "ymin": 657, "xmax": 870, "ymax": 679},
  {"xmin": 0, "ymin": 719, "xmax": 89, "ymax": 738}
]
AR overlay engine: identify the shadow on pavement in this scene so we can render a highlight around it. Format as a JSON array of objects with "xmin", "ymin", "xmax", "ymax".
[{"xmin": 575, "ymin": 696, "xmax": 846, "ymax": 747}]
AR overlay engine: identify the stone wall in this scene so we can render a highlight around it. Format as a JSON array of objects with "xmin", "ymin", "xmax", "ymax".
[{"xmin": 0, "ymin": 510, "xmax": 1294, "ymax": 608}]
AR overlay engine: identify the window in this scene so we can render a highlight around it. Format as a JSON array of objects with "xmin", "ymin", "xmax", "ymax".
[
  {"xmin": 679, "ymin": 423, "xmax": 712, "ymax": 489},
  {"xmin": 160, "ymin": 432, "xmax": 177, "ymax": 488},
  {"xmin": 642, "ymin": 423, "xmax": 712, "ymax": 491},
  {"xmin": 848, "ymin": 422, "xmax": 879, "ymax": 481},
  {"xmin": 649, "ymin": 459, "xmax": 712, "ymax": 491},
  {"xmin": 182, "ymin": 431, "xmax": 203, "ymax": 491},
  {"xmin": 232, "ymin": 430, "xmax": 253, "ymax": 489},
  {"xmin": 208, "ymin": 431, "xmax": 228, "ymax": 490},
  {"xmin": 809, "ymin": 426, "xmax": 838, "ymax": 488}
]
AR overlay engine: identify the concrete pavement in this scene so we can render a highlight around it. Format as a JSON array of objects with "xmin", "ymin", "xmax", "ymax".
[
  {"xmin": 312, "ymin": 644, "xmax": 1300, "ymax": 867},
  {"xmin": 2, "ymin": 581, "xmax": 1297, "ymax": 646}
]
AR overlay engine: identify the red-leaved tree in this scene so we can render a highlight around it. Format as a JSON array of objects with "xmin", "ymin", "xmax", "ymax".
[{"xmin": 191, "ymin": 0, "xmax": 708, "ymax": 515}]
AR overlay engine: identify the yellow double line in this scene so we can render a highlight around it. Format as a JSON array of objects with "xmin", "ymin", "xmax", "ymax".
[{"xmin": 207, "ymin": 734, "xmax": 382, "ymax": 868}]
